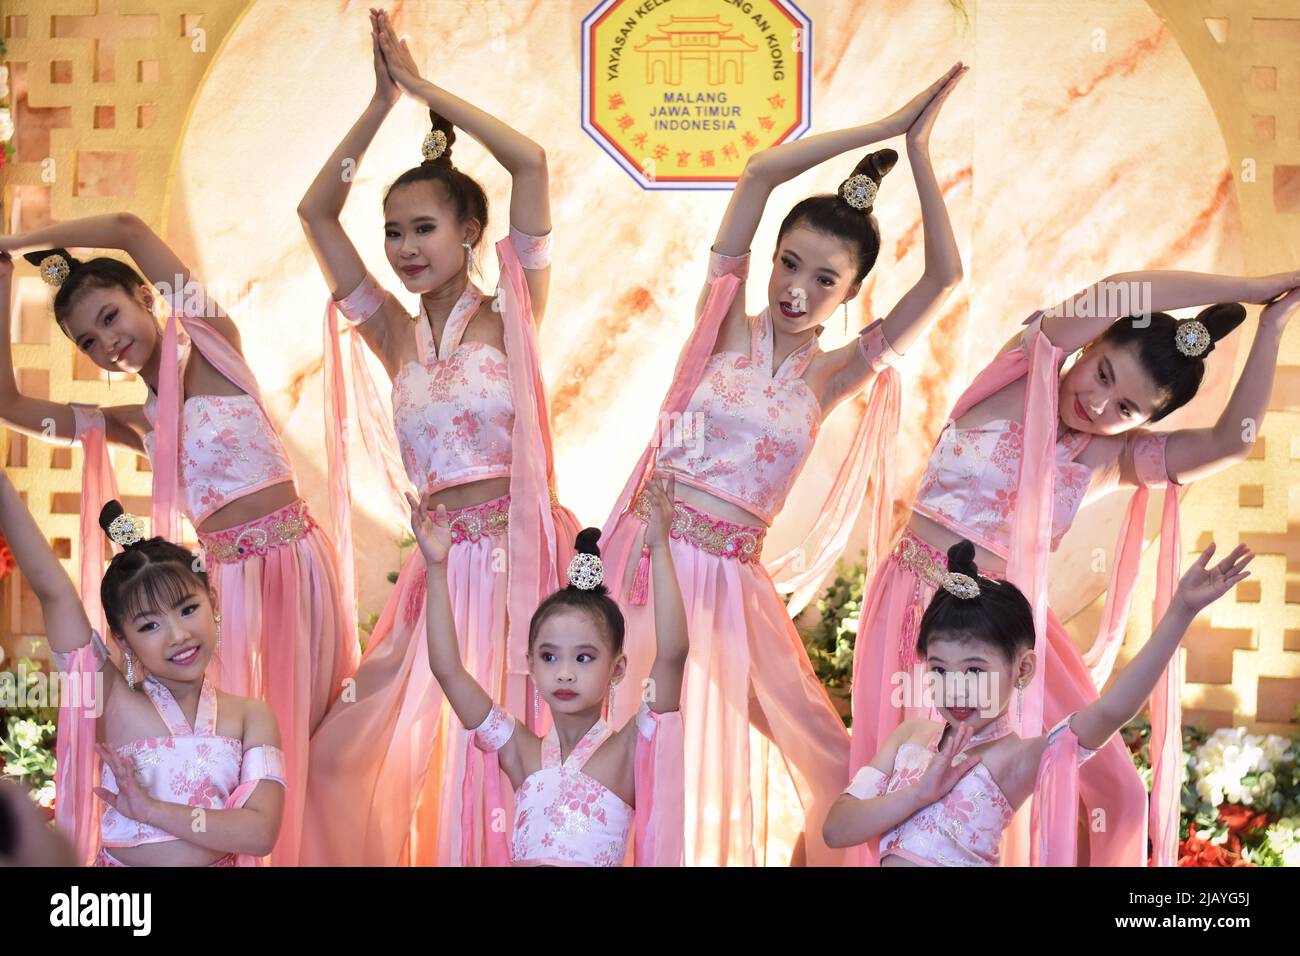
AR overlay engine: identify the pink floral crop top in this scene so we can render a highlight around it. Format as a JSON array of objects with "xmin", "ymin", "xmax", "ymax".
[
  {"xmin": 845, "ymin": 714, "xmax": 1098, "ymax": 867},
  {"xmin": 654, "ymin": 249, "xmax": 902, "ymax": 525},
  {"xmin": 913, "ymin": 417, "xmax": 1094, "ymax": 557},
  {"xmin": 333, "ymin": 226, "xmax": 552, "ymax": 496},
  {"xmin": 53, "ymin": 634, "xmax": 286, "ymax": 849},
  {"xmin": 391, "ymin": 283, "xmax": 513, "ymax": 495},
  {"xmin": 913, "ymin": 318, "xmax": 1174, "ymax": 558},
  {"xmin": 72, "ymin": 344, "xmax": 296, "ymax": 527},
  {"xmin": 472, "ymin": 705, "xmax": 665, "ymax": 867}
]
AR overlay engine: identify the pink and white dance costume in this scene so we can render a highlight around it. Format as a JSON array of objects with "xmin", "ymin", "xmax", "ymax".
[
  {"xmin": 850, "ymin": 312, "xmax": 1184, "ymax": 866},
  {"xmin": 302, "ymin": 228, "xmax": 579, "ymax": 866},
  {"xmin": 51, "ymin": 632, "xmax": 286, "ymax": 867},
  {"xmin": 62, "ymin": 286, "xmax": 358, "ymax": 866},
  {"xmin": 470, "ymin": 703, "xmax": 684, "ymax": 866},
  {"xmin": 600, "ymin": 249, "xmax": 903, "ymax": 866},
  {"xmin": 844, "ymin": 712, "xmax": 1097, "ymax": 867}
]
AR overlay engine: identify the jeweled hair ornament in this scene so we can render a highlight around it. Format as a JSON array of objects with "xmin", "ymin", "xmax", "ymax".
[
  {"xmin": 107, "ymin": 511, "xmax": 147, "ymax": 549},
  {"xmin": 839, "ymin": 173, "xmax": 878, "ymax": 212},
  {"xmin": 941, "ymin": 570, "xmax": 980, "ymax": 600},
  {"xmin": 1174, "ymin": 319, "xmax": 1211, "ymax": 358},
  {"xmin": 38, "ymin": 253, "xmax": 72, "ymax": 287},
  {"xmin": 422, "ymin": 129, "xmax": 448, "ymax": 163},
  {"xmin": 567, "ymin": 552, "xmax": 604, "ymax": 591}
]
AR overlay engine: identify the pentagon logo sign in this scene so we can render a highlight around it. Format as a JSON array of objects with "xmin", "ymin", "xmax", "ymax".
[{"xmin": 581, "ymin": 0, "xmax": 812, "ymax": 190}]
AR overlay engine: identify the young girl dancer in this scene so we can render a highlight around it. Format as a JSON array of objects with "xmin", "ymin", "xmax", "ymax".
[
  {"xmin": 825, "ymin": 538, "xmax": 1253, "ymax": 866},
  {"xmin": 298, "ymin": 10, "xmax": 578, "ymax": 866},
  {"xmin": 0, "ymin": 470, "xmax": 286, "ymax": 866},
  {"xmin": 0, "ymin": 223, "xmax": 357, "ymax": 867},
  {"xmin": 600, "ymin": 64, "xmax": 968, "ymax": 866},
  {"xmin": 416, "ymin": 474, "xmax": 685, "ymax": 866},
  {"xmin": 850, "ymin": 270, "xmax": 1300, "ymax": 865}
]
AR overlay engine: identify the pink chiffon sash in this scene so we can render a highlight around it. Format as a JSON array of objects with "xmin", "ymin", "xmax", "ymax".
[
  {"xmin": 57, "ymin": 424, "xmax": 119, "ymax": 865},
  {"xmin": 633, "ymin": 708, "xmax": 685, "ymax": 866}
]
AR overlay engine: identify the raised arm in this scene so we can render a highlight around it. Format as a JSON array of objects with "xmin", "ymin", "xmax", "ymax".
[
  {"xmin": 1152, "ymin": 287, "xmax": 1298, "ymax": 484},
  {"xmin": 641, "ymin": 475, "xmax": 688, "ymax": 714},
  {"xmin": 0, "ymin": 466, "xmax": 92, "ymax": 656},
  {"xmin": 818, "ymin": 66, "xmax": 967, "ymax": 411},
  {"xmin": 297, "ymin": 11, "xmax": 411, "ymax": 375},
  {"xmin": 1067, "ymin": 543, "xmax": 1252, "ymax": 751},
  {"xmin": 376, "ymin": 12, "xmax": 553, "ymax": 321},
  {"xmin": 1040, "ymin": 267, "xmax": 1300, "ymax": 355},
  {"xmin": 409, "ymin": 492, "xmax": 532, "ymax": 780}
]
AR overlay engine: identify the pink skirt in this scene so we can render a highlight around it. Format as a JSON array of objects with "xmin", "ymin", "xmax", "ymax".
[
  {"xmin": 849, "ymin": 528, "xmax": 1148, "ymax": 866},
  {"xmin": 603, "ymin": 498, "xmax": 850, "ymax": 867},
  {"xmin": 197, "ymin": 499, "xmax": 359, "ymax": 867},
  {"xmin": 300, "ymin": 495, "xmax": 579, "ymax": 867}
]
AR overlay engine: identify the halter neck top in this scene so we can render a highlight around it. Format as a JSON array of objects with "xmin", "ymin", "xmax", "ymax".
[
  {"xmin": 99, "ymin": 668, "xmax": 285, "ymax": 848},
  {"xmin": 846, "ymin": 713, "xmax": 1098, "ymax": 866},
  {"xmin": 656, "ymin": 308, "xmax": 821, "ymax": 525},
  {"xmin": 391, "ymin": 282, "xmax": 514, "ymax": 496},
  {"xmin": 473, "ymin": 707, "xmax": 637, "ymax": 867}
]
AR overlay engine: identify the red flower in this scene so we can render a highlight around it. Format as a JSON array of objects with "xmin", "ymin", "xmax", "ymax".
[
  {"xmin": 1176, "ymin": 831, "xmax": 1256, "ymax": 868},
  {"xmin": 1217, "ymin": 803, "xmax": 1271, "ymax": 837},
  {"xmin": 0, "ymin": 530, "xmax": 14, "ymax": 583}
]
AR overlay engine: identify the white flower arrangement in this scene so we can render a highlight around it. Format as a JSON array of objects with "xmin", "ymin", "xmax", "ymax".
[
  {"xmin": 1188, "ymin": 727, "xmax": 1294, "ymax": 806},
  {"xmin": 0, "ymin": 107, "xmax": 12, "ymax": 143},
  {"xmin": 1263, "ymin": 818, "xmax": 1300, "ymax": 867}
]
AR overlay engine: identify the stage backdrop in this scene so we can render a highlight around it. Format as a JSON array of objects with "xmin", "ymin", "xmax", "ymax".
[{"xmin": 2, "ymin": 0, "xmax": 1298, "ymax": 737}]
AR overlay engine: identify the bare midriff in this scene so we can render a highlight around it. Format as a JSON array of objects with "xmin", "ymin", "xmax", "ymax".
[{"xmin": 194, "ymin": 479, "xmax": 301, "ymax": 535}]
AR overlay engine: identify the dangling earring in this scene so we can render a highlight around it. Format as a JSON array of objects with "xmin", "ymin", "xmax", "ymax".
[
  {"xmin": 842, "ymin": 301, "xmax": 849, "ymax": 335},
  {"xmin": 214, "ymin": 611, "xmax": 222, "ymax": 656},
  {"xmin": 532, "ymin": 685, "xmax": 540, "ymax": 725},
  {"xmin": 125, "ymin": 650, "xmax": 136, "ymax": 691},
  {"xmin": 463, "ymin": 241, "xmax": 475, "ymax": 275},
  {"xmin": 1015, "ymin": 679, "xmax": 1024, "ymax": 723},
  {"xmin": 608, "ymin": 679, "xmax": 617, "ymax": 722}
]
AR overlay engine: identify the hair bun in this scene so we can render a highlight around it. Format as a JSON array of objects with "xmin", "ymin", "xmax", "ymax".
[
  {"xmin": 574, "ymin": 527, "xmax": 603, "ymax": 557},
  {"xmin": 424, "ymin": 110, "xmax": 457, "ymax": 167},
  {"xmin": 838, "ymin": 148, "xmax": 898, "ymax": 213},
  {"xmin": 945, "ymin": 539, "xmax": 979, "ymax": 579},
  {"xmin": 22, "ymin": 248, "xmax": 80, "ymax": 270},
  {"xmin": 1195, "ymin": 302, "xmax": 1247, "ymax": 353},
  {"xmin": 98, "ymin": 500, "xmax": 126, "ymax": 536}
]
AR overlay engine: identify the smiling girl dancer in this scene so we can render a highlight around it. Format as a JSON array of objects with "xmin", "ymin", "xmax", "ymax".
[
  {"xmin": 825, "ymin": 538, "xmax": 1253, "ymax": 866},
  {"xmin": 600, "ymin": 64, "xmax": 968, "ymax": 866},
  {"xmin": 417, "ymin": 474, "xmax": 685, "ymax": 866},
  {"xmin": 298, "ymin": 10, "xmax": 577, "ymax": 866},
  {"xmin": 0, "ymin": 470, "xmax": 286, "ymax": 866},
  {"xmin": 850, "ymin": 265, "xmax": 1300, "ymax": 865},
  {"xmin": 0, "ymin": 223, "xmax": 356, "ymax": 867}
]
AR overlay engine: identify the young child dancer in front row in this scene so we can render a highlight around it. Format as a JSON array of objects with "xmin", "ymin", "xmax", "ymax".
[
  {"xmin": 0, "ymin": 467, "xmax": 286, "ymax": 866},
  {"xmin": 824, "ymin": 537, "xmax": 1253, "ymax": 866},
  {"xmin": 413, "ymin": 474, "xmax": 687, "ymax": 866}
]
